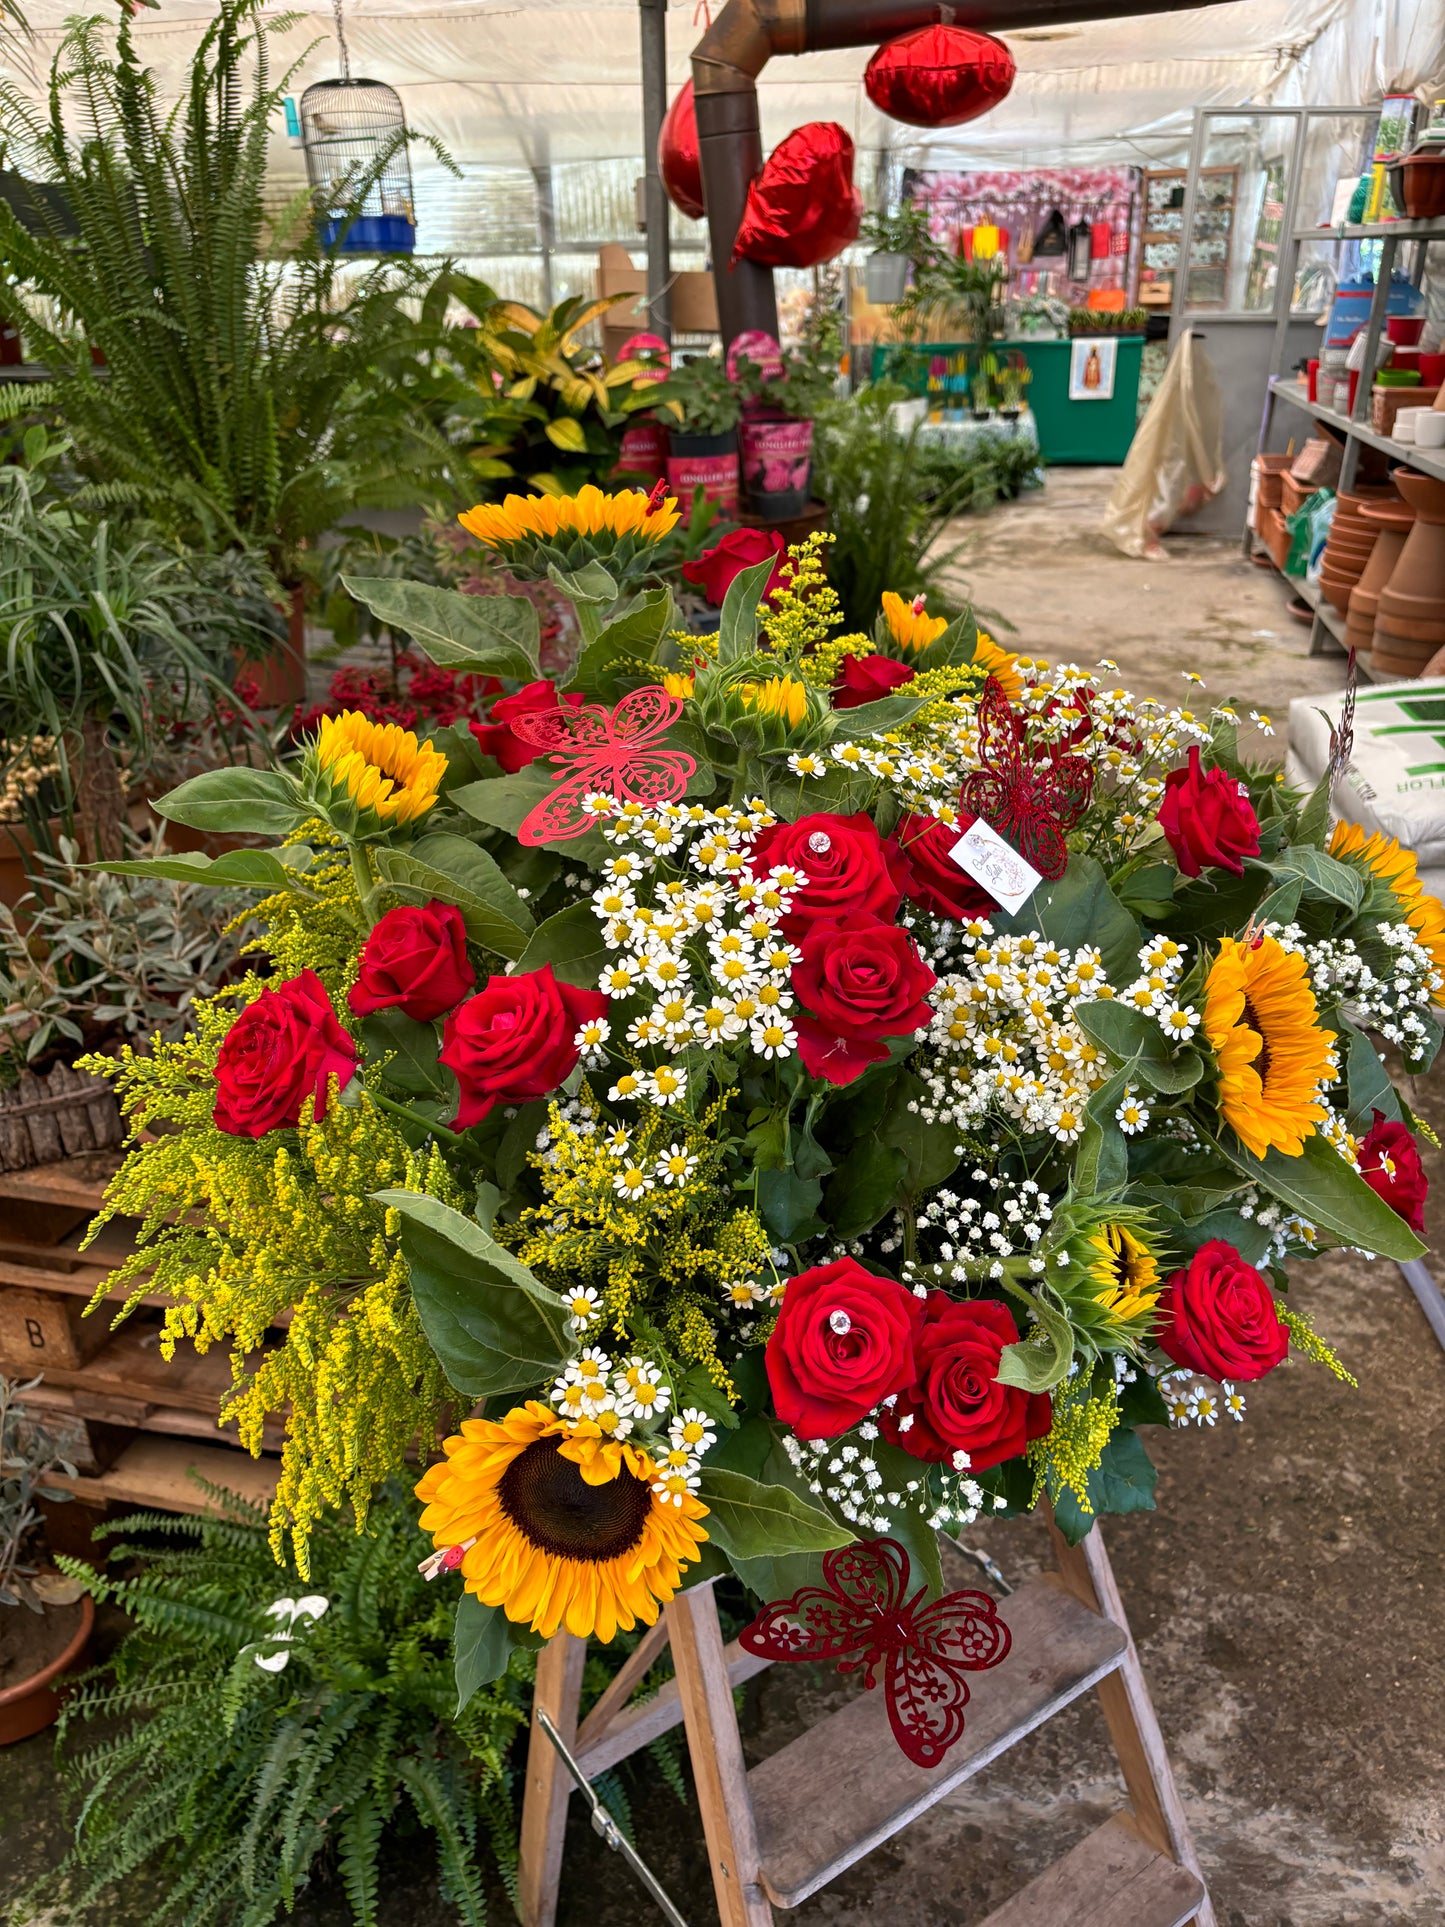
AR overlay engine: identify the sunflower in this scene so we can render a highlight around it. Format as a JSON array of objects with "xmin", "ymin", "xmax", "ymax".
[
  {"xmin": 305, "ymin": 710, "xmax": 447, "ymax": 835},
  {"xmin": 1203, "ymin": 934, "xmax": 1334, "ymax": 1159},
  {"xmin": 972, "ymin": 632, "xmax": 1025, "ymax": 702},
  {"xmin": 881, "ymin": 590, "xmax": 948, "ymax": 655},
  {"xmin": 1086, "ymin": 1222, "xmax": 1161, "ymax": 1325},
  {"xmin": 415, "ymin": 1402, "xmax": 708, "ymax": 1642},
  {"xmin": 1329, "ymin": 821, "xmax": 1445, "ymax": 1003},
  {"xmin": 457, "ymin": 484, "xmax": 680, "ymax": 582}
]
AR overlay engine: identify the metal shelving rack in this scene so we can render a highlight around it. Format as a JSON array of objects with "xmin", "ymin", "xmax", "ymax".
[{"xmin": 1246, "ymin": 213, "xmax": 1445, "ymax": 662}]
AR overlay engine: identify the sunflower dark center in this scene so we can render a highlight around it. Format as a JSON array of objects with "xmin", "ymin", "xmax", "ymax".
[
  {"xmin": 499, "ymin": 1436, "xmax": 652, "ymax": 1563},
  {"xmin": 1241, "ymin": 997, "xmax": 1272, "ymax": 1084}
]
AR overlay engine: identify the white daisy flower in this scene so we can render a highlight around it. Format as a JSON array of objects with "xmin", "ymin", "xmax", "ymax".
[
  {"xmin": 563, "ymin": 1285, "xmax": 602, "ymax": 1332},
  {"xmin": 612, "ymin": 1163, "xmax": 654, "ymax": 1200},
  {"xmin": 573, "ymin": 1017, "xmax": 611, "ymax": 1066},
  {"xmin": 670, "ymin": 1408, "xmax": 717, "ymax": 1454},
  {"xmin": 656, "ymin": 1144, "xmax": 698, "ymax": 1186},
  {"xmin": 643, "ymin": 1064, "xmax": 687, "ymax": 1107},
  {"xmin": 750, "ymin": 1016, "xmax": 798, "ymax": 1060},
  {"xmin": 608, "ymin": 1071, "xmax": 644, "ymax": 1103}
]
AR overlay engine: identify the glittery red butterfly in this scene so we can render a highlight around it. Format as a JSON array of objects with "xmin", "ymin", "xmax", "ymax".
[
  {"xmin": 508, "ymin": 685, "xmax": 697, "ymax": 845},
  {"xmin": 959, "ymin": 675, "xmax": 1094, "ymax": 881},
  {"xmin": 737, "ymin": 1537, "xmax": 1011, "ymax": 1768}
]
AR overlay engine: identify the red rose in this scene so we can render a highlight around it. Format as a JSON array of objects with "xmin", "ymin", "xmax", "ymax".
[
  {"xmin": 766, "ymin": 1257, "xmax": 921, "ymax": 1439},
  {"xmin": 792, "ymin": 912, "xmax": 936, "ymax": 1084},
  {"xmin": 1156, "ymin": 1239, "xmax": 1288, "ymax": 1382},
  {"xmin": 894, "ymin": 812, "xmax": 994, "ymax": 921},
  {"xmin": 1358, "ymin": 1109, "xmax": 1428, "ymax": 1234},
  {"xmin": 470, "ymin": 680, "xmax": 585, "ymax": 774},
  {"xmin": 748, "ymin": 812, "xmax": 911, "ymax": 939},
  {"xmin": 680, "ymin": 528, "xmax": 788, "ymax": 606},
  {"xmin": 1156, "ymin": 746, "xmax": 1260, "ymax": 879},
  {"xmin": 880, "ymin": 1294, "xmax": 1052, "ymax": 1471},
  {"xmin": 831, "ymin": 654, "xmax": 915, "ymax": 711},
  {"xmin": 213, "ymin": 969, "xmax": 358, "ymax": 1138},
  {"xmin": 440, "ymin": 964, "xmax": 609, "ymax": 1129},
  {"xmin": 348, "ymin": 900, "xmax": 474, "ymax": 1024}
]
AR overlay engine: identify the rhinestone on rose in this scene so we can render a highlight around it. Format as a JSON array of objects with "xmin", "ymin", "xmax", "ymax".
[
  {"xmin": 808, "ymin": 832, "xmax": 832, "ymax": 855},
  {"xmin": 828, "ymin": 1308, "xmax": 852, "ymax": 1335}
]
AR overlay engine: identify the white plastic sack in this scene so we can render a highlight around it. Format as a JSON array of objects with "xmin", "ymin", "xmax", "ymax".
[
  {"xmin": 1101, "ymin": 332, "xmax": 1227, "ymax": 561},
  {"xmin": 1286, "ymin": 676, "xmax": 1445, "ymax": 901}
]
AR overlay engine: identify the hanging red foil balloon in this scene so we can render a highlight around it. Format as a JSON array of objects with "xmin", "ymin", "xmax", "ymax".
[
  {"xmin": 864, "ymin": 25, "xmax": 1016, "ymax": 129},
  {"xmin": 731, "ymin": 122, "xmax": 863, "ymax": 269},
  {"xmin": 658, "ymin": 81, "xmax": 705, "ymax": 220}
]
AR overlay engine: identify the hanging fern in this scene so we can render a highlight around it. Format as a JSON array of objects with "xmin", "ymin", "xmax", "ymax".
[{"xmin": 14, "ymin": 1486, "xmax": 531, "ymax": 1927}]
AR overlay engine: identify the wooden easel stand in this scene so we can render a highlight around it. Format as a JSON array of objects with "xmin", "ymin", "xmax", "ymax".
[{"xmin": 516, "ymin": 1514, "xmax": 1215, "ymax": 1927}]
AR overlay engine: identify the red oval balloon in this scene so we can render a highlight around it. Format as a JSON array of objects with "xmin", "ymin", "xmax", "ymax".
[
  {"xmin": 659, "ymin": 81, "xmax": 704, "ymax": 220},
  {"xmin": 865, "ymin": 24, "xmax": 1015, "ymax": 129},
  {"xmin": 732, "ymin": 122, "xmax": 863, "ymax": 270}
]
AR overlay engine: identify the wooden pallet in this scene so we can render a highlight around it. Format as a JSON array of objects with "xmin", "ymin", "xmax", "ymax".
[
  {"xmin": 516, "ymin": 1517, "xmax": 1214, "ymax": 1927},
  {"xmin": 50, "ymin": 1435, "xmax": 279, "ymax": 1517}
]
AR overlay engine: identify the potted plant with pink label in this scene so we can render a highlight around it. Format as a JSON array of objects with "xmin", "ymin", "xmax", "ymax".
[
  {"xmin": 732, "ymin": 340, "xmax": 836, "ymax": 519},
  {"xmin": 654, "ymin": 353, "xmax": 743, "ymax": 524}
]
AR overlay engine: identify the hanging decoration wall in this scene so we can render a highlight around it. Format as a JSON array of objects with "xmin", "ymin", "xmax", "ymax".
[
  {"xmin": 732, "ymin": 121, "xmax": 862, "ymax": 269},
  {"xmin": 864, "ymin": 24, "xmax": 1016, "ymax": 130},
  {"xmin": 658, "ymin": 80, "xmax": 705, "ymax": 221}
]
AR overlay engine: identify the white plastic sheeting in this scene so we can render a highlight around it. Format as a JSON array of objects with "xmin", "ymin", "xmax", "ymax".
[{"xmin": 4, "ymin": 0, "xmax": 1443, "ymax": 276}]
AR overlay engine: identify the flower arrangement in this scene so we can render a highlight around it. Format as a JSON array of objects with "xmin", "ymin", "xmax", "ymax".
[{"xmin": 82, "ymin": 491, "xmax": 1438, "ymax": 1757}]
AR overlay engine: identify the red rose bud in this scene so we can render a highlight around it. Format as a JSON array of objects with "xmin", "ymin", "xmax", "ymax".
[
  {"xmin": 792, "ymin": 912, "xmax": 936, "ymax": 1085},
  {"xmin": 831, "ymin": 654, "xmax": 916, "ymax": 711},
  {"xmin": 680, "ymin": 527, "xmax": 788, "ymax": 607},
  {"xmin": 766, "ymin": 1257, "xmax": 922, "ymax": 1439},
  {"xmin": 1358, "ymin": 1109, "xmax": 1428, "ymax": 1234},
  {"xmin": 470, "ymin": 680, "xmax": 585, "ymax": 775},
  {"xmin": 748, "ymin": 811, "xmax": 912, "ymax": 939},
  {"xmin": 1156, "ymin": 1239, "xmax": 1288, "ymax": 1382},
  {"xmin": 439, "ymin": 964, "xmax": 609, "ymax": 1129},
  {"xmin": 895, "ymin": 811, "xmax": 995, "ymax": 921},
  {"xmin": 213, "ymin": 969, "xmax": 358, "ymax": 1138},
  {"xmin": 348, "ymin": 900, "xmax": 474, "ymax": 1025},
  {"xmin": 880, "ymin": 1294, "xmax": 1052, "ymax": 1472},
  {"xmin": 1156, "ymin": 746, "xmax": 1260, "ymax": 879}
]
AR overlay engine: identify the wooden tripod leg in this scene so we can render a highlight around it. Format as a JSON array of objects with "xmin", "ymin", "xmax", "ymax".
[
  {"xmin": 666, "ymin": 1584, "xmax": 773, "ymax": 1927},
  {"xmin": 1048, "ymin": 1515, "xmax": 1218, "ymax": 1927},
  {"xmin": 517, "ymin": 1630, "xmax": 588, "ymax": 1927}
]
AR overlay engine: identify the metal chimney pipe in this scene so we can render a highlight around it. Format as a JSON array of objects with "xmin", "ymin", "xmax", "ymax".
[{"xmin": 691, "ymin": 0, "xmax": 1242, "ymax": 347}]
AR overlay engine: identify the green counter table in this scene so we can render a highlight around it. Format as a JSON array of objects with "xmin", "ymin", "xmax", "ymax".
[{"xmin": 869, "ymin": 337, "xmax": 1144, "ymax": 465}]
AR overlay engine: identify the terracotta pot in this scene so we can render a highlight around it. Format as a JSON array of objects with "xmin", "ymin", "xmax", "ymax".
[
  {"xmin": 1401, "ymin": 150, "xmax": 1445, "ymax": 220},
  {"xmin": 1372, "ymin": 629, "xmax": 1443, "ymax": 677},
  {"xmin": 0, "ymin": 1594, "xmax": 94, "ymax": 1745},
  {"xmin": 1253, "ymin": 452, "xmax": 1289, "ymax": 511},
  {"xmin": 1349, "ymin": 520, "xmax": 1413, "ymax": 633},
  {"xmin": 239, "ymin": 586, "xmax": 307, "ymax": 711},
  {"xmin": 1376, "ymin": 470, "xmax": 1445, "ymax": 626}
]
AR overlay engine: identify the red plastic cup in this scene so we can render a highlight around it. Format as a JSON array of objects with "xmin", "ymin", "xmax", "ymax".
[
  {"xmin": 1418, "ymin": 352, "xmax": 1445, "ymax": 387},
  {"xmin": 1307, "ymin": 358, "xmax": 1320, "ymax": 401},
  {"xmin": 1387, "ymin": 315, "xmax": 1425, "ymax": 346}
]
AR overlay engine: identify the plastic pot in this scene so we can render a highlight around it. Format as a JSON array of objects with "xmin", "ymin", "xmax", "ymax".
[
  {"xmin": 614, "ymin": 418, "xmax": 668, "ymax": 483},
  {"xmin": 1401, "ymin": 151, "xmax": 1445, "ymax": 220},
  {"xmin": 865, "ymin": 253, "xmax": 910, "ymax": 305},
  {"xmin": 0, "ymin": 1594, "xmax": 94, "ymax": 1746},
  {"xmin": 665, "ymin": 427, "xmax": 740, "ymax": 525},
  {"xmin": 739, "ymin": 416, "xmax": 814, "ymax": 518}
]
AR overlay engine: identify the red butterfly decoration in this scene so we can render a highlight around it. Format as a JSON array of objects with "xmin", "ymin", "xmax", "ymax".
[
  {"xmin": 958, "ymin": 676, "xmax": 1094, "ymax": 881},
  {"xmin": 737, "ymin": 1537, "xmax": 1011, "ymax": 1768},
  {"xmin": 508, "ymin": 685, "xmax": 697, "ymax": 845}
]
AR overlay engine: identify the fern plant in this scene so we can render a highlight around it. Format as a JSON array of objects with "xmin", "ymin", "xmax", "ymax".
[
  {"xmin": 22, "ymin": 1490, "xmax": 531, "ymax": 1927},
  {"xmin": 0, "ymin": 0, "xmax": 447, "ymax": 583}
]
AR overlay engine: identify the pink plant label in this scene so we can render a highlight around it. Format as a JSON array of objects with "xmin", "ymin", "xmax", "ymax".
[
  {"xmin": 727, "ymin": 329, "xmax": 784, "ymax": 383},
  {"xmin": 740, "ymin": 417, "xmax": 814, "ymax": 493},
  {"xmin": 666, "ymin": 452, "xmax": 740, "ymax": 523}
]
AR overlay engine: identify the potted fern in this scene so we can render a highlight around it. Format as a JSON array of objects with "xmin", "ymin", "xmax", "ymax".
[{"xmin": 0, "ymin": 1374, "xmax": 89, "ymax": 1748}]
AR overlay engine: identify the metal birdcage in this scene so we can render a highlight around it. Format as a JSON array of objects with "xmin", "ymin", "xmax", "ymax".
[{"xmin": 300, "ymin": 7, "xmax": 416, "ymax": 256}]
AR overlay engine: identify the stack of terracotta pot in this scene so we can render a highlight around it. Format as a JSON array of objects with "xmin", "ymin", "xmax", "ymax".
[
  {"xmin": 1318, "ymin": 484, "xmax": 1397, "ymax": 614},
  {"xmin": 1346, "ymin": 494, "xmax": 1416, "ymax": 663},
  {"xmin": 1373, "ymin": 468, "xmax": 1445, "ymax": 678}
]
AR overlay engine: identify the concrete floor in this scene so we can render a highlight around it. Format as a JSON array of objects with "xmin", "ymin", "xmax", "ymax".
[{"xmin": 4, "ymin": 470, "xmax": 1442, "ymax": 1927}]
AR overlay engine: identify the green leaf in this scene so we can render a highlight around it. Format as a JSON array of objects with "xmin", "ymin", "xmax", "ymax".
[
  {"xmin": 516, "ymin": 901, "xmax": 608, "ymax": 988},
  {"xmin": 1250, "ymin": 873, "xmax": 1305, "ymax": 930},
  {"xmin": 1211, "ymin": 1128, "xmax": 1425, "ymax": 1261},
  {"xmin": 822, "ymin": 1135, "xmax": 907, "ymax": 1240},
  {"xmin": 547, "ymin": 559, "xmax": 618, "ymax": 606},
  {"xmin": 375, "ymin": 1190, "xmax": 571, "ymax": 1398},
  {"xmin": 878, "ymin": 1071, "xmax": 960, "ymax": 1194},
  {"xmin": 1074, "ymin": 1000, "xmax": 1203, "ymax": 1094},
  {"xmin": 545, "ymin": 415, "xmax": 587, "ymax": 453},
  {"xmin": 1112, "ymin": 862, "xmax": 1177, "ymax": 919},
  {"xmin": 153, "ymin": 767, "xmax": 305, "ymax": 837},
  {"xmin": 717, "ymin": 556, "xmax": 778, "ymax": 664},
  {"xmin": 565, "ymin": 587, "xmax": 672, "ymax": 699},
  {"xmin": 996, "ymin": 1290, "xmax": 1075, "ymax": 1392},
  {"xmin": 1294, "ymin": 769, "xmax": 1332, "ymax": 850},
  {"xmin": 1342, "ymin": 1025, "xmax": 1402, "ymax": 1131},
  {"xmin": 373, "ymin": 833, "xmax": 534, "ymax": 959},
  {"xmin": 360, "ymin": 1010, "xmax": 447, "ymax": 1098},
  {"xmin": 339, "ymin": 577, "xmax": 540, "ymax": 679},
  {"xmin": 1270, "ymin": 846, "xmax": 1363, "ymax": 912},
  {"xmin": 451, "ymin": 770, "xmax": 609, "ymax": 865},
  {"xmin": 697, "ymin": 1466, "xmax": 853, "ymax": 1562},
  {"xmin": 453, "ymin": 1595, "xmax": 514, "ymax": 1714},
  {"xmin": 993, "ymin": 855, "xmax": 1141, "ymax": 989},
  {"xmin": 100, "ymin": 848, "xmax": 301, "ymax": 891},
  {"xmin": 756, "ymin": 1168, "xmax": 824, "ymax": 1246},
  {"xmin": 771, "ymin": 765, "xmax": 877, "ymax": 822},
  {"xmin": 827, "ymin": 692, "xmax": 932, "ymax": 741},
  {"xmin": 1051, "ymin": 1427, "xmax": 1158, "ymax": 1545},
  {"xmin": 1075, "ymin": 1063, "xmax": 1130, "ymax": 1196}
]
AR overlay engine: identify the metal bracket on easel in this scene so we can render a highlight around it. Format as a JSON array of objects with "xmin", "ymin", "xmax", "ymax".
[{"xmin": 535, "ymin": 1710, "xmax": 691, "ymax": 1927}]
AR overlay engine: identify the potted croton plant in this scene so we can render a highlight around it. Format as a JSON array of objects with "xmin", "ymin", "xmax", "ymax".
[{"xmin": 0, "ymin": 1374, "xmax": 90, "ymax": 1746}]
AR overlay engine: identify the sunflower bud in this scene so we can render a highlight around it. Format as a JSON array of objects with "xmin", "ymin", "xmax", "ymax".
[{"xmin": 298, "ymin": 711, "xmax": 448, "ymax": 841}]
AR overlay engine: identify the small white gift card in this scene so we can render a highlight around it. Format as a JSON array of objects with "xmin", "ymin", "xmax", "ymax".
[{"xmin": 949, "ymin": 819, "xmax": 1044, "ymax": 914}]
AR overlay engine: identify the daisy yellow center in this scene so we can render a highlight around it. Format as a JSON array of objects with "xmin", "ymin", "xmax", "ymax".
[{"xmin": 498, "ymin": 1437, "xmax": 652, "ymax": 1562}]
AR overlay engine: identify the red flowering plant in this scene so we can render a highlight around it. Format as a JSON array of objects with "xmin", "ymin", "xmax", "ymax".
[{"xmin": 79, "ymin": 500, "xmax": 1439, "ymax": 1731}]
